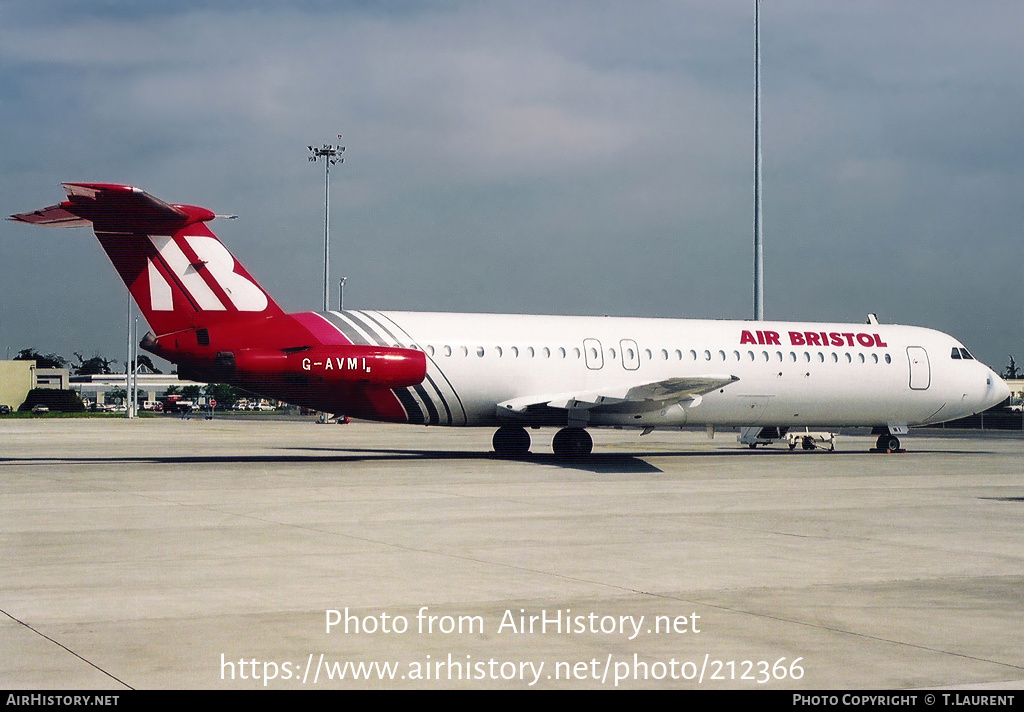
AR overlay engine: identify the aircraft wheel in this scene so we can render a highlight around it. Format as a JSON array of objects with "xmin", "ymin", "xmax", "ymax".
[
  {"xmin": 552, "ymin": 427, "xmax": 593, "ymax": 457},
  {"xmin": 492, "ymin": 426, "xmax": 531, "ymax": 456},
  {"xmin": 876, "ymin": 434, "xmax": 901, "ymax": 451}
]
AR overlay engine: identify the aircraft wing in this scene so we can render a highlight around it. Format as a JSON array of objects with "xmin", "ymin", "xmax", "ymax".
[{"xmin": 497, "ymin": 374, "xmax": 739, "ymax": 415}]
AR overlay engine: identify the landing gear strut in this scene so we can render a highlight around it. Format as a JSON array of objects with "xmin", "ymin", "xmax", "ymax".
[
  {"xmin": 492, "ymin": 426, "xmax": 531, "ymax": 456},
  {"xmin": 552, "ymin": 427, "xmax": 593, "ymax": 457}
]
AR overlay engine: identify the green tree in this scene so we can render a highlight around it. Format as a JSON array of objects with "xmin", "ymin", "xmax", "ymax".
[
  {"xmin": 136, "ymin": 355, "xmax": 162, "ymax": 374},
  {"xmin": 73, "ymin": 352, "xmax": 117, "ymax": 375},
  {"xmin": 14, "ymin": 349, "xmax": 67, "ymax": 369},
  {"xmin": 204, "ymin": 383, "xmax": 243, "ymax": 409}
]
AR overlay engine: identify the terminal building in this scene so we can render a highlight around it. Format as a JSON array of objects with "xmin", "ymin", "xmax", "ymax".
[
  {"xmin": 0, "ymin": 359, "xmax": 204, "ymax": 411},
  {"xmin": 0, "ymin": 360, "xmax": 71, "ymax": 411}
]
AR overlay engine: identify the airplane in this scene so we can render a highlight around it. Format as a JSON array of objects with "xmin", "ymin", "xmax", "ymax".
[{"xmin": 10, "ymin": 182, "xmax": 1009, "ymax": 456}]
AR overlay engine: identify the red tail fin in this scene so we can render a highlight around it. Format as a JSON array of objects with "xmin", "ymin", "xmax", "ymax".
[{"xmin": 11, "ymin": 183, "xmax": 283, "ymax": 337}]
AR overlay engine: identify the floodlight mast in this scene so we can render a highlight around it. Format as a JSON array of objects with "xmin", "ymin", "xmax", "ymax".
[
  {"xmin": 308, "ymin": 137, "xmax": 345, "ymax": 312},
  {"xmin": 753, "ymin": 0, "xmax": 764, "ymax": 321}
]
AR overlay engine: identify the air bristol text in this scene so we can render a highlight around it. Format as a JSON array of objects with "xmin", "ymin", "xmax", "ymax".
[{"xmin": 740, "ymin": 330, "xmax": 888, "ymax": 348}]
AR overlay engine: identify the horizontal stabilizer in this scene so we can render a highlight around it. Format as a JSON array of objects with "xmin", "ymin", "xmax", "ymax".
[
  {"xmin": 8, "ymin": 203, "xmax": 91, "ymax": 227},
  {"xmin": 10, "ymin": 183, "xmax": 208, "ymax": 234}
]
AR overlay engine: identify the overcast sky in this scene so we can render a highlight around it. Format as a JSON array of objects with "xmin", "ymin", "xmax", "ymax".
[{"xmin": 1, "ymin": 0, "xmax": 1020, "ymax": 371}]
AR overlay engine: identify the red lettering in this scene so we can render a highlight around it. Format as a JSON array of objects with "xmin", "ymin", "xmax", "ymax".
[{"xmin": 743, "ymin": 329, "xmax": 888, "ymax": 349}]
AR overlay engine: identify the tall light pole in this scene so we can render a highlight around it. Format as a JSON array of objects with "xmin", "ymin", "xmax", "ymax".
[
  {"xmin": 308, "ymin": 136, "xmax": 345, "ymax": 312},
  {"xmin": 339, "ymin": 276, "xmax": 347, "ymax": 311},
  {"xmin": 753, "ymin": 0, "xmax": 764, "ymax": 321}
]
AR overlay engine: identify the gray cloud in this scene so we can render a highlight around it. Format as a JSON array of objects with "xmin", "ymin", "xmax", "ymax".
[{"xmin": 1, "ymin": 0, "xmax": 1020, "ymax": 370}]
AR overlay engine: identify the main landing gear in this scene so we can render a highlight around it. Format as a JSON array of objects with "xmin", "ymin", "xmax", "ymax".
[
  {"xmin": 491, "ymin": 426, "xmax": 594, "ymax": 457},
  {"xmin": 551, "ymin": 427, "xmax": 593, "ymax": 457},
  {"xmin": 492, "ymin": 425, "xmax": 532, "ymax": 456}
]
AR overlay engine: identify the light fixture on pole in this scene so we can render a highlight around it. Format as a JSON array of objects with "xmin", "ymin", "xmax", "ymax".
[
  {"xmin": 339, "ymin": 276, "xmax": 347, "ymax": 311},
  {"xmin": 308, "ymin": 136, "xmax": 345, "ymax": 312}
]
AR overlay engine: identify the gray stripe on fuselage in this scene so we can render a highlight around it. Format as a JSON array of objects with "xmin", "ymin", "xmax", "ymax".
[{"xmin": 359, "ymin": 310, "xmax": 467, "ymax": 427}]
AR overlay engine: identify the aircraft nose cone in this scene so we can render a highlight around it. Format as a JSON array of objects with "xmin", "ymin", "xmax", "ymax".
[{"xmin": 985, "ymin": 371, "xmax": 1011, "ymax": 409}]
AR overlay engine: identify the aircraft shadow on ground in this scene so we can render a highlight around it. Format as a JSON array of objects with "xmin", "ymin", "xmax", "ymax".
[{"xmin": 0, "ymin": 444, "xmax": 951, "ymax": 475}]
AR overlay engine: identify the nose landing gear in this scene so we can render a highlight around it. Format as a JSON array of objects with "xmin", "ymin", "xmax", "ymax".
[{"xmin": 873, "ymin": 433, "xmax": 903, "ymax": 453}]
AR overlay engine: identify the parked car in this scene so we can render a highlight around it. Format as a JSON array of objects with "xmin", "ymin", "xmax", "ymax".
[
  {"xmin": 0, "ymin": 404, "xmax": 12, "ymax": 414},
  {"xmin": 30, "ymin": 404, "xmax": 50, "ymax": 414}
]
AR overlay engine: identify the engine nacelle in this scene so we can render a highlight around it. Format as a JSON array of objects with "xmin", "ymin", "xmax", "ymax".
[{"xmin": 232, "ymin": 345, "xmax": 427, "ymax": 388}]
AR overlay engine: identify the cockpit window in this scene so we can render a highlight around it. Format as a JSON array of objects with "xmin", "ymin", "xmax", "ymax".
[
  {"xmin": 951, "ymin": 347, "xmax": 975, "ymax": 360},
  {"xmin": 951, "ymin": 347, "xmax": 962, "ymax": 359},
  {"xmin": 960, "ymin": 348, "xmax": 975, "ymax": 360}
]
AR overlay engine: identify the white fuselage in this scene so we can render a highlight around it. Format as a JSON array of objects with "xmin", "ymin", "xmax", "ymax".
[{"xmin": 322, "ymin": 310, "xmax": 1008, "ymax": 430}]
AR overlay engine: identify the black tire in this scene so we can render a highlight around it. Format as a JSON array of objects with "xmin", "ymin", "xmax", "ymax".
[
  {"xmin": 552, "ymin": 427, "xmax": 593, "ymax": 457},
  {"xmin": 876, "ymin": 434, "xmax": 901, "ymax": 451},
  {"xmin": 492, "ymin": 426, "xmax": 531, "ymax": 456}
]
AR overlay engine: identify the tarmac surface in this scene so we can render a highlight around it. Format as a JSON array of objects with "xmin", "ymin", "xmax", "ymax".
[{"xmin": 2, "ymin": 416, "xmax": 1023, "ymax": 689}]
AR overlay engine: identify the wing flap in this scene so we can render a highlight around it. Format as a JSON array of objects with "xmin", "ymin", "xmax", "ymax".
[{"xmin": 498, "ymin": 374, "xmax": 739, "ymax": 415}]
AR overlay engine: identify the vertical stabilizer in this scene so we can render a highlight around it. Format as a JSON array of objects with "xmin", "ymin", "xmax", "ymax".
[{"xmin": 10, "ymin": 183, "xmax": 283, "ymax": 338}]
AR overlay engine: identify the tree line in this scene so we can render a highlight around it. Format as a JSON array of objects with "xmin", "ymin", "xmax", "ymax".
[{"xmin": 12, "ymin": 348, "xmax": 162, "ymax": 375}]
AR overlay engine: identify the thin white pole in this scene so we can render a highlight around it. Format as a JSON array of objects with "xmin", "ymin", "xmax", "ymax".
[
  {"xmin": 323, "ymin": 157, "xmax": 330, "ymax": 312},
  {"xmin": 125, "ymin": 295, "xmax": 132, "ymax": 419},
  {"xmin": 753, "ymin": 0, "xmax": 764, "ymax": 321}
]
